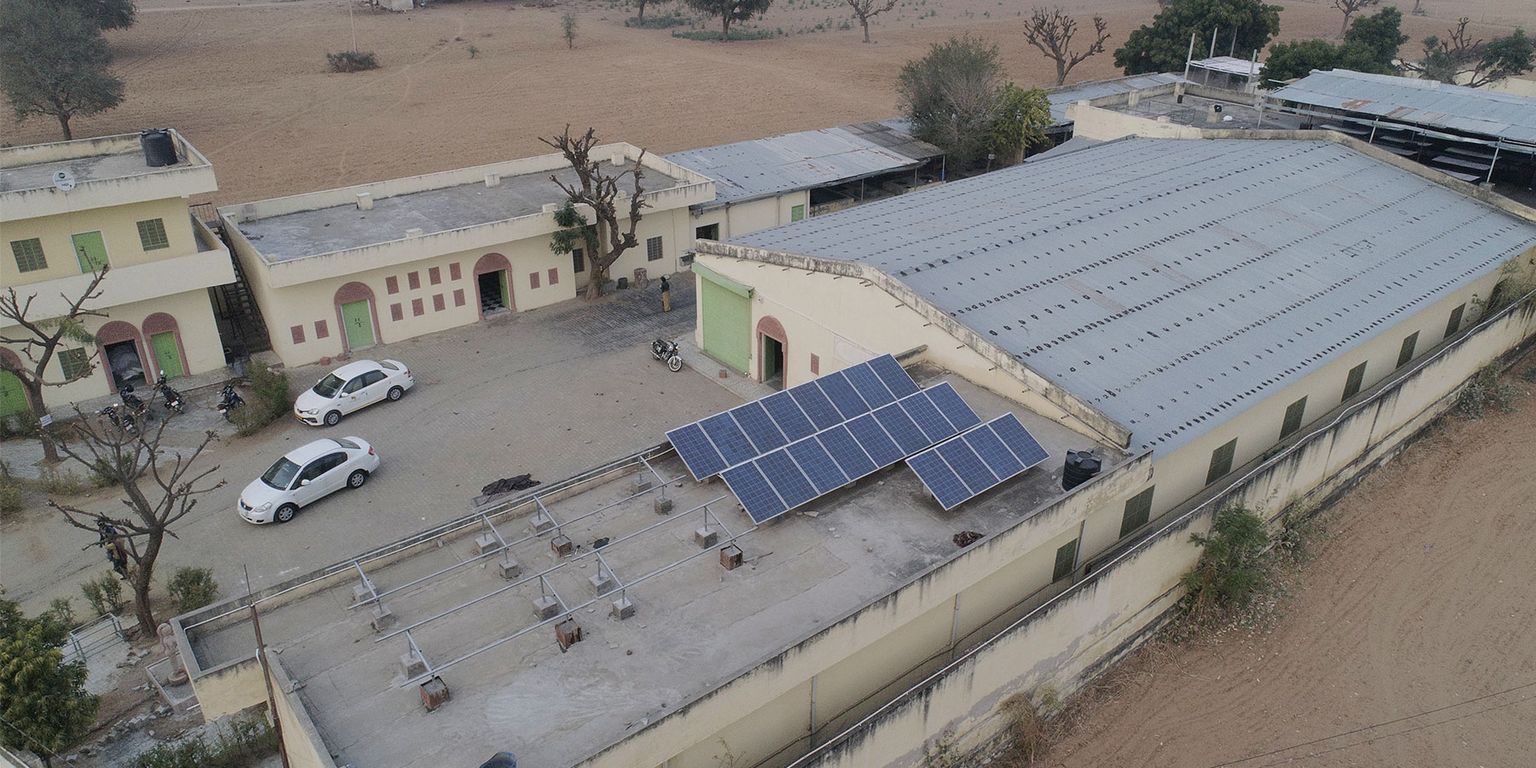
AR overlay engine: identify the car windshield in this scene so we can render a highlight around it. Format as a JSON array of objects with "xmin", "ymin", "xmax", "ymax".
[
  {"xmin": 312, "ymin": 374, "xmax": 345, "ymax": 398},
  {"xmin": 260, "ymin": 457, "xmax": 301, "ymax": 490}
]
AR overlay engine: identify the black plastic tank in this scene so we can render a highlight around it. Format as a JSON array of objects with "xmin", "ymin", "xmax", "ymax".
[
  {"xmin": 1062, "ymin": 450, "xmax": 1102, "ymax": 491},
  {"xmin": 139, "ymin": 129, "xmax": 179, "ymax": 167}
]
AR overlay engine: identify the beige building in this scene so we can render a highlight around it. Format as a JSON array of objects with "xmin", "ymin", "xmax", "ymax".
[
  {"xmin": 0, "ymin": 131, "xmax": 233, "ymax": 417},
  {"xmin": 219, "ymin": 145, "xmax": 714, "ymax": 368}
]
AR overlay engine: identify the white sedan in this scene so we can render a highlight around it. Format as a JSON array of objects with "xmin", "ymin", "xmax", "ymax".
[
  {"xmin": 294, "ymin": 359, "xmax": 414, "ymax": 426},
  {"xmin": 237, "ymin": 437, "xmax": 380, "ymax": 524}
]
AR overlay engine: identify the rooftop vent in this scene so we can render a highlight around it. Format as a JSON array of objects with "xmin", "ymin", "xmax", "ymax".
[
  {"xmin": 356, "ymin": 192, "xmax": 374, "ymax": 211},
  {"xmin": 485, "ymin": 173, "xmax": 502, "ymax": 188}
]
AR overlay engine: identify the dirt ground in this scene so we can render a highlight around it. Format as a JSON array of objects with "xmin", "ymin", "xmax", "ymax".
[
  {"xmin": 1038, "ymin": 358, "xmax": 1536, "ymax": 768},
  {"xmin": 4, "ymin": 0, "xmax": 1530, "ymax": 205}
]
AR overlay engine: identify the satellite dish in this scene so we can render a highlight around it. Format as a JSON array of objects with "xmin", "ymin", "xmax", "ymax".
[{"xmin": 52, "ymin": 169, "xmax": 76, "ymax": 192}]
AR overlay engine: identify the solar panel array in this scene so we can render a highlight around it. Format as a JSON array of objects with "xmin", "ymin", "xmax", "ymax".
[
  {"xmin": 906, "ymin": 414, "xmax": 1051, "ymax": 511},
  {"xmin": 721, "ymin": 383, "xmax": 981, "ymax": 523},
  {"xmin": 667, "ymin": 354, "xmax": 921, "ymax": 481}
]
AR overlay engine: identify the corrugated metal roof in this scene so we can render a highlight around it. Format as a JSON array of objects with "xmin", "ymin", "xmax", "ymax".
[
  {"xmin": 666, "ymin": 124, "xmax": 939, "ymax": 207},
  {"xmin": 1190, "ymin": 56, "xmax": 1263, "ymax": 76},
  {"xmin": 1269, "ymin": 69, "xmax": 1536, "ymax": 144},
  {"xmin": 733, "ymin": 138, "xmax": 1536, "ymax": 454},
  {"xmin": 1047, "ymin": 73, "xmax": 1188, "ymax": 123}
]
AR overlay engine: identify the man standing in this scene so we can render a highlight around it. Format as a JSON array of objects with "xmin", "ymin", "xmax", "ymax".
[{"xmin": 660, "ymin": 275, "xmax": 672, "ymax": 313}]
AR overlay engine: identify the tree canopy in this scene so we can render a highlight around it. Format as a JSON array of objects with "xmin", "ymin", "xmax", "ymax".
[
  {"xmin": 50, "ymin": 0, "xmax": 137, "ymax": 30},
  {"xmin": 1113, "ymin": 0, "xmax": 1282, "ymax": 75},
  {"xmin": 1416, "ymin": 19, "xmax": 1534, "ymax": 88},
  {"xmin": 0, "ymin": 597, "xmax": 98, "ymax": 767},
  {"xmin": 1262, "ymin": 7, "xmax": 1405, "ymax": 86},
  {"xmin": 684, "ymin": 0, "xmax": 772, "ymax": 40},
  {"xmin": 986, "ymin": 84, "xmax": 1053, "ymax": 165},
  {"xmin": 898, "ymin": 35, "xmax": 1006, "ymax": 168},
  {"xmin": 0, "ymin": 2, "xmax": 125, "ymax": 140}
]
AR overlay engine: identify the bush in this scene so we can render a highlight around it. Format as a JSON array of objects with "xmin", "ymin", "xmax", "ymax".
[
  {"xmin": 1455, "ymin": 364, "xmax": 1519, "ymax": 419},
  {"xmin": 133, "ymin": 711, "xmax": 276, "ymax": 768},
  {"xmin": 326, "ymin": 50, "xmax": 379, "ymax": 73},
  {"xmin": 231, "ymin": 364, "xmax": 294, "ymax": 437},
  {"xmin": 625, "ymin": 12, "xmax": 690, "ymax": 27},
  {"xmin": 80, "ymin": 572, "xmax": 124, "ymax": 616},
  {"xmin": 167, "ymin": 567, "xmax": 218, "ymax": 614},
  {"xmin": 47, "ymin": 597, "xmax": 75, "ymax": 628},
  {"xmin": 671, "ymin": 27, "xmax": 779, "ymax": 41},
  {"xmin": 1181, "ymin": 505, "xmax": 1271, "ymax": 620},
  {"xmin": 0, "ymin": 474, "xmax": 21, "ymax": 517}
]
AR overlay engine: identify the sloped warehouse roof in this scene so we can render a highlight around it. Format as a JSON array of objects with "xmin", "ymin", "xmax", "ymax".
[
  {"xmin": 730, "ymin": 137, "xmax": 1536, "ymax": 454},
  {"xmin": 1269, "ymin": 69, "xmax": 1536, "ymax": 145}
]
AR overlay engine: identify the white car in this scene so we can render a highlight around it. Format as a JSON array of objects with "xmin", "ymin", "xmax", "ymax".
[
  {"xmin": 294, "ymin": 359, "xmax": 414, "ymax": 426},
  {"xmin": 237, "ymin": 437, "xmax": 380, "ymax": 524}
]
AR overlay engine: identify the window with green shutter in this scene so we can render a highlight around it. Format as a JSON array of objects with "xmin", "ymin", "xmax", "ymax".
[
  {"xmin": 1052, "ymin": 538, "xmax": 1079, "ymax": 582},
  {"xmin": 137, "ymin": 219, "xmax": 169, "ymax": 251},
  {"xmin": 1445, "ymin": 304, "xmax": 1465, "ymax": 338},
  {"xmin": 10, "ymin": 238, "xmax": 46, "ymax": 272},
  {"xmin": 59, "ymin": 348, "xmax": 90, "ymax": 380},
  {"xmin": 1280, "ymin": 396, "xmax": 1307, "ymax": 439},
  {"xmin": 1120, "ymin": 487, "xmax": 1154, "ymax": 537},
  {"xmin": 1342, "ymin": 361, "xmax": 1368, "ymax": 400},
  {"xmin": 1206, "ymin": 438, "xmax": 1238, "ymax": 485},
  {"xmin": 790, "ymin": 204, "xmax": 805, "ymax": 222},
  {"xmin": 1397, "ymin": 332, "xmax": 1419, "ymax": 369}
]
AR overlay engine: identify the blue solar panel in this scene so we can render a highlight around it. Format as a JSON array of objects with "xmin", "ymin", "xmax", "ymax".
[
  {"xmin": 786, "ymin": 439, "xmax": 849, "ymax": 495},
  {"xmin": 963, "ymin": 427, "xmax": 1025, "ymax": 479},
  {"xmin": 845, "ymin": 365, "xmax": 896, "ymax": 408},
  {"xmin": 869, "ymin": 355, "xmax": 920, "ymax": 398},
  {"xmin": 788, "ymin": 384, "xmax": 844, "ymax": 431},
  {"xmin": 991, "ymin": 414, "xmax": 1050, "ymax": 468},
  {"xmin": 666, "ymin": 423, "xmax": 728, "ymax": 481},
  {"xmin": 722, "ymin": 463, "xmax": 787, "ymax": 524},
  {"xmin": 900, "ymin": 391, "xmax": 959, "ymax": 443},
  {"xmin": 873, "ymin": 404, "xmax": 929, "ymax": 455},
  {"xmin": 936, "ymin": 439, "xmax": 997, "ymax": 495},
  {"xmin": 757, "ymin": 450, "xmax": 817, "ymax": 509},
  {"xmin": 731, "ymin": 402, "xmax": 787, "ymax": 454},
  {"xmin": 762, "ymin": 391, "xmax": 816, "ymax": 441},
  {"xmin": 928, "ymin": 383, "xmax": 982, "ymax": 431},
  {"xmin": 847, "ymin": 414, "xmax": 904, "ymax": 467},
  {"xmin": 816, "ymin": 425, "xmax": 878, "ymax": 481},
  {"xmin": 817, "ymin": 373, "xmax": 870, "ymax": 420},
  {"xmin": 701, "ymin": 413, "xmax": 757, "ymax": 466},
  {"xmin": 907, "ymin": 451, "xmax": 970, "ymax": 510}
]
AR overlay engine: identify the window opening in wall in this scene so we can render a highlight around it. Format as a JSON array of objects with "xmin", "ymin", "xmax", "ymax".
[
  {"xmin": 11, "ymin": 238, "xmax": 47, "ymax": 272},
  {"xmin": 1120, "ymin": 487, "xmax": 1154, "ymax": 537},
  {"xmin": 572, "ymin": 247, "xmax": 585, "ymax": 274},
  {"xmin": 1206, "ymin": 438, "xmax": 1237, "ymax": 485},
  {"xmin": 1280, "ymin": 396, "xmax": 1307, "ymax": 440},
  {"xmin": 1342, "ymin": 361, "xmax": 1368, "ymax": 400},
  {"xmin": 695, "ymin": 223, "xmax": 719, "ymax": 241},
  {"xmin": 790, "ymin": 204, "xmax": 806, "ymax": 222},
  {"xmin": 137, "ymin": 219, "xmax": 169, "ymax": 251},
  {"xmin": 1052, "ymin": 538, "xmax": 1079, "ymax": 582},
  {"xmin": 646, "ymin": 236, "xmax": 663, "ymax": 262},
  {"xmin": 1445, "ymin": 304, "xmax": 1465, "ymax": 338},
  {"xmin": 58, "ymin": 348, "xmax": 90, "ymax": 380},
  {"xmin": 1397, "ymin": 331, "xmax": 1419, "ymax": 369}
]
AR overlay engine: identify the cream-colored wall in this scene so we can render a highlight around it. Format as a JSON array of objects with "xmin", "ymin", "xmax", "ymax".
[
  {"xmin": 0, "ymin": 132, "xmax": 218, "ymax": 222},
  {"xmin": 688, "ymin": 191, "xmax": 810, "ymax": 244},
  {"xmin": 0, "ymin": 198, "xmax": 201, "ymax": 286},
  {"xmin": 266, "ymin": 652, "xmax": 339, "ymax": 768},
  {"xmin": 1, "ymin": 288, "xmax": 226, "ymax": 408},
  {"xmin": 188, "ymin": 657, "xmax": 266, "ymax": 721},
  {"xmin": 1066, "ymin": 102, "xmax": 1205, "ymax": 141}
]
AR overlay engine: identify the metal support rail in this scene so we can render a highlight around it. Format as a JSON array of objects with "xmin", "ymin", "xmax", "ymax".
[{"xmin": 375, "ymin": 496, "xmax": 728, "ymax": 643}]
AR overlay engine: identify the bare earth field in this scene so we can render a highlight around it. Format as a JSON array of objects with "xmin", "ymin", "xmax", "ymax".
[
  {"xmin": 3, "ymin": 0, "xmax": 1530, "ymax": 204},
  {"xmin": 1040, "ymin": 358, "xmax": 1536, "ymax": 768}
]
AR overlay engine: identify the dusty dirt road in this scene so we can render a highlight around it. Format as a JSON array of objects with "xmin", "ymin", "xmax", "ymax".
[
  {"xmin": 1039, "ymin": 359, "xmax": 1536, "ymax": 768},
  {"xmin": 4, "ymin": 0, "xmax": 1528, "ymax": 205}
]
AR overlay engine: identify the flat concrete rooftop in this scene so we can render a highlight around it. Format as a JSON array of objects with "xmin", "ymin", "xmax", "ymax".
[
  {"xmin": 233, "ymin": 165, "xmax": 685, "ymax": 263},
  {"xmin": 187, "ymin": 370, "xmax": 1118, "ymax": 768},
  {"xmin": 1108, "ymin": 90, "xmax": 1306, "ymax": 131}
]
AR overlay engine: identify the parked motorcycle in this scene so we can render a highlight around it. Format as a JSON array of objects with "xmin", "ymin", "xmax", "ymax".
[
  {"xmin": 154, "ymin": 371, "xmax": 185, "ymax": 415},
  {"xmin": 651, "ymin": 339, "xmax": 683, "ymax": 373},
  {"xmin": 216, "ymin": 383, "xmax": 245, "ymax": 422},
  {"xmin": 98, "ymin": 404, "xmax": 138, "ymax": 436},
  {"xmin": 120, "ymin": 385, "xmax": 151, "ymax": 422}
]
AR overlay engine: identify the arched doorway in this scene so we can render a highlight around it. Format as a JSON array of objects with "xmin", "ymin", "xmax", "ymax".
[
  {"xmin": 141, "ymin": 313, "xmax": 189, "ymax": 379},
  {"xmin": 473, "ymin": 253, "xmax": 514, "ymax": 316},
  {"xmin": 756, "ymin": 315, "xmax": 788, "ymax": 389},
  {"xmin": 0, "ymin": 348, "xmax": 29, "ymax": 420},
  {"xmin": 334, "ymin": 282, "xmax": 381, "ymax": 353},
  {"xmin": 96, "ymin": 321, "xmax": 147, "ymax": 394}
]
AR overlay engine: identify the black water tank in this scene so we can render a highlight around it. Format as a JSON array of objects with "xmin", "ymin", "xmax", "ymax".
[
  {"xmin": 140, "ymin": 129, "xmax": 179, "ymax": 167},
  {"xmin": 1062, "ymin": 450, "xmax": 1102, "ymax": 491}
]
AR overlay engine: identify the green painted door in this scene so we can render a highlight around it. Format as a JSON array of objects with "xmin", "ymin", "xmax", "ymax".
[
  {"xmin": 699, "ymin": 273, "xmax": 750, "ymax": 373},
  {"xmin": 151, "ymin": 332, "xmax": 184, "ymax": 378},
  {"xmin": 72, "ymin": 231, "xmax": 108, "ymax": 273},
  {"xmin": 341, "ymin": 300, "xmax": 376, "ymax": 349},
  {"xmin": 0, "ymin": 371, "xmax": 27, "ymax": 419}
]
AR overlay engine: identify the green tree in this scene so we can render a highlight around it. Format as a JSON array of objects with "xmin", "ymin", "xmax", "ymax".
[
  {"xmin": 1181, "ymin": 505, "xmax": 1270, "ymax": 619},
  {"xmin": 1342, "ymin": 6, "xmax": 1407, "ymax": 65},
  {"xmin": 1330, "ymin": 0, "xmax": 1378, "ymax": 39},
  {"xmin": 0, "ymin": 597, "xmax": 98, "ymax": 767},
  {"xmin": 898, "ymin": 34, "xmax": 1006, "ymax": 168},
  {"xmin": 1415, "ymin": 19, "xmax": 1533, "ymax": 88},
  {"xmin": 50, "ymin": 0, "xmax": 137, "ymax": 30},
  {"xmin": 548, "ymin": 202, "xmax": 600, "ymax": 267},
  {"xmin": 540, "ymin": 127, "xmax": 650, "ymax": 299},
  {"xmin": 683, "ymin": 0, "xmax": 772, "ymax": 41},
  {"xmin": 986, "ymin": 83, "xmax": 1053, "ymax": 165},
  {"xmin": 1113, "ymin": 0, "xmax": 1281, "ymax": 75},
  {"xmin": 1262, "ymin": 8, "xmax": 1404, "ymax": 86},
  {"xmin": 0, "ymin": 2, "xmax": 125, "ymax": 140}
]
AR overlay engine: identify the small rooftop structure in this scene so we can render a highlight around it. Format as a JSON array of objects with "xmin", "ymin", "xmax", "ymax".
[
  {"xmin": 0, "ymin": 130, "xmax": 216, "ymax": 221},
  {"xmin": 729, "ymin": 137, "xmax": 1536, "ymax": 454},
  {"xmin": 1045, "ymin": 73, "xmax": 1189, "ymax": 124},
  {"xmin": 1187, "ymin": 55, "xmax": 1264, "ymax": 92},
  {"xmin": 1269, "ymin": 69, "xmax": 1536, "ymax": 147},
  {"xmin": 665, "ymin": 122, "xmax": 940, "ymax": 209}
]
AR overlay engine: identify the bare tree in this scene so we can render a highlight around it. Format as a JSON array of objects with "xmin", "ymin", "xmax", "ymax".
[
  {"xmin": 50, "ymin": 412, "xmax": 223, "ymax": 636},
  {"xmin": 1332, "ymin": 0, "xmax": 1381, "ymax": 38},
  {"xmin": 540, "ymin": 127, "xmax": 649, "ymax": 299},
  {"xmin": 0, "ymin": 267, "xmax": 109, "ymax": 464},
  {"xmin": 844, "ymin": 0, "xmax": 897, "ymax": 44},
  {"xmin": 1408, "ymin": 18, "xmax": 1536, "ymax": 88},
  {"xmin": 1022, "ymin": 8, "xmax": 1111, "ymax": 86}
]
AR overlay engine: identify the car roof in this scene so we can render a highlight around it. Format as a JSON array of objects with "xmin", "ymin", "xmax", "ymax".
[
  {"xmin": 282, "ymin": 438, "xmax": 352, "ymax": 463},
  {"xmin": 327, "ymin": 359, "xmax": 382, "ymax": 379}
]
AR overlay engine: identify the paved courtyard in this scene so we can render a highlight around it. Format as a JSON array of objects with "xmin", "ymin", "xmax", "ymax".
[{"xmin": 0, "ymin": 277, "xmax": 744, "ymax": 616}]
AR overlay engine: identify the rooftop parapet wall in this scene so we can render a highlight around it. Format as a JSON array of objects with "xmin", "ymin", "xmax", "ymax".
[{"xmin": 0, "ymin": 131, "xmax": 217, "ymax": 221}]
